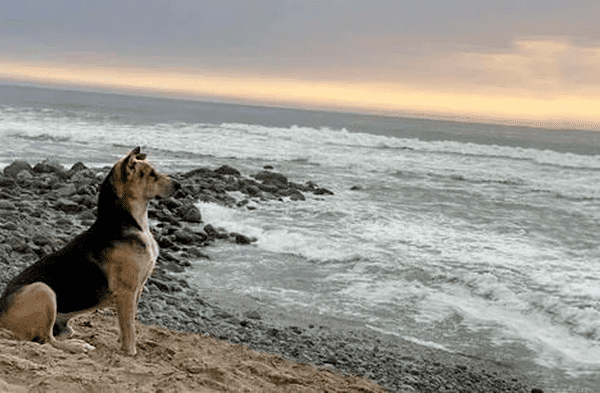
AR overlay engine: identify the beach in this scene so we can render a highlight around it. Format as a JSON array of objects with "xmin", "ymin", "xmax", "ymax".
[{"xmin": 0, "ymin": 158, "xmax": 542, "ymax": 392}]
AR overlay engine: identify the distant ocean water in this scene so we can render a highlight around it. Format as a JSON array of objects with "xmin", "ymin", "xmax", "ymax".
[{"xmin": 2, "ymin": 83, "xmax": 600, "ymax": 391}]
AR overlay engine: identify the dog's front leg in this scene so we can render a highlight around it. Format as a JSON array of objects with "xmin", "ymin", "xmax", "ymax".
[{"xmin": 116, "ymin": 289, "xmax": 137, "ymax": 356}]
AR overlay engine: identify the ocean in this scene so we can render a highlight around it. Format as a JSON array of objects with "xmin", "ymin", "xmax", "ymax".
[{"xmin": 1, "ymin": 83, "xmax": 599, "ymax": 392}]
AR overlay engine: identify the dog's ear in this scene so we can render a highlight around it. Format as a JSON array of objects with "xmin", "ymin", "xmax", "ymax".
[{"xmin": 131, "ymin": 146, "xmax": 141, "ymax": 155}]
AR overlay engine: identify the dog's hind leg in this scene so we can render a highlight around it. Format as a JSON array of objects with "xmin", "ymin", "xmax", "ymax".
[{"xmin": 0, "ymin": 283, "xmax": 94, "ymax": 353}]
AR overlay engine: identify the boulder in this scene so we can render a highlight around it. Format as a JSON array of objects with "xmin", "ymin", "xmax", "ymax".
[
  {"xmin": 173, "ymin": 228, "xmax": 207, "ymax": 245},
  {"xmin": 68, "ymin": 161, "xmax": 88, "ymax": 176},
  {"xmin": 3, "ymin": 160, "xmax": 32, "ymax": 178},
  {"xmin": 33, "ymin": 158, "xmax": 65, "ymax": 176},
  {"xmin": 204, "ymin": 224, "xmax": 228, "ymax": 239},
  {"xmin": 253, "ymin": 171, "xmax": 288, "ymax": 188},
  {"xmin": 214, "ymin": 165, "xmax": 241, "ymax": 177},
  {"xmin": 175, "ymin": 203, "xmax": 202, "ymax": 223}
]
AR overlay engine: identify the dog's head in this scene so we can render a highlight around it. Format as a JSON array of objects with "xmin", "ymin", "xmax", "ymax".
[{"xmin": 111, "ymin": 147, "xmax": 172, "ymax": 201}]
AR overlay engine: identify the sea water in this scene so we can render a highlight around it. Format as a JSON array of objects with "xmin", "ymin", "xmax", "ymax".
[{"xmin": 1, "ymin": 83, "xmax": 600, "ymax": 391}]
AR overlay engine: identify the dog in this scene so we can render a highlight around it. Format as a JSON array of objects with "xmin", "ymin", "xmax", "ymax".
[{"xmin": 0, "ymin": 147, "xmax": 172, "ymax": 355}]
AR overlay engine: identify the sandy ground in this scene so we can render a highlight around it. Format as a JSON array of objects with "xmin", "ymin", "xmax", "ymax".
[{"xmin": 0, "ymin": 309, "xmax": 387, "ymax": 393}]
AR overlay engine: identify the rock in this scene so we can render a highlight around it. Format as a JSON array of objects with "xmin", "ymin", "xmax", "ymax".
[
  {"xmin": 175, "ymin": 203, "xmax": 202, "ymax": 223},
  {"xmin": 31, "ymin": 232, "xmax": 55, "ymax": 247},
  {"xmin": 253, "ymin": 171, "xmax": 288, "ymax": 188},
  {"xmin": 0, "ymin": 176, "xmax": 16, "ymax": 188},
  {"xmin": 350, "ymin": 185, "xmax": 363, "ymax": 191},
  {"xmin": 56, "ymin": 184, "xmax": 78, "ymax": 197},
  {"xmin": 7, "ymin": 236, "xmax": 29, "ymax": 253},
  {"xmin": 3, "ymin": 160, "xmax": 32, "ymax": 178},
  {"xmin": 67, "ymin": 161, "xmax": 88, "ymax": 176},
  {"xmin": 16, "ymin": 170, "xmax": 33, "ymax": 183},
  {"xmin": 33, "ymin": 158, "xmax": 65, "ymax": 176},
  {"xmin": 0, "ymin": 200, "xmax": 17, "ymax": 210},
  {"xmin": 230, "ymin": 233, "xmax": 256, "ymax": 245},
  {"xmin": 187, "ymin": 246, "xmax": 210, "ymax": 259},
  {"xmin": 55, "ymin": 198, "xmax": 83, "ymax": 213},
  {"xmin": 78, "ymin": 209, "xmax": 97, "ymax": 221},
  {"xmin": 314, "ymin": 187, "xmax": 334, "ymax": 196},
  {"xmin": 243, "ymin": 184, "xmax": 262, "ymax": 197},
  {"xmin": 243, "ymin": 310, "xmax": 262, "ymax": 320},
  {"xmin": 288, "ymin": 190, "xmax": 306, "ymax": 201},
  {"xmin": 183, "ymin": 167, "xmax": 216, "ymax": 179},
  {"xmin": 173, "ymin": 228, "xmax": 207, "ymax": 245},
  {"xmin": 214, "ymin": 165, "xmax": 241, "ymax": 177},
  {"xmin": 204, "ymin": 224, "xmax": 228, "ymax": 239}
]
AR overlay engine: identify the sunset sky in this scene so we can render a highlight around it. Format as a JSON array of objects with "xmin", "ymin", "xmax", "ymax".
[{"xmin": 1, "ymin": 1, "xmax": 600, "ymax": 129}]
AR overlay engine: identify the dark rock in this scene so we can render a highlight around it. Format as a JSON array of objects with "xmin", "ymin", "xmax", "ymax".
[
  {"xmin": 214, "ymin": 165, "xmax": 241, "ymax": 177},
  {"xmin": 54, "ymin": 198, "xmax": 83, "ymax": 213},
  {"xmin": 149, "ymin": 208, "xmax": 180, "ymax": 226},
  {"xmin": 230, "ymin": 233, "xmax": 256, "ymax": 245},
  {"xmin": 183, "ymin": 167, "xmax": 216, "ymax": 179},
  {"xmin": 187, "ymin": 246, "xmax": 210, "ymax": 259},
  {"xmin": 0, "ymin": 176, "xmax": 16, "ymax": 188},
  {"xmin": 173, "ymin": 228, "xmax": 207, "ymax": 245},
  {"xmin": 31, "ymin": 232, "xmax": 55, "ymax": 247},
  {"xmin": 56, "ymin": 184, "xmax": 77, "ymax": 197},
  {"xmin": 147, "ymin": 277, "xmax": 182, "ymax": 293},
  {"xmin": 244, "ymin": 310, "xmax": 262, "ymax": 320},
  {"xmin": 350, "ymin": 185, "xmax": 363, "ymax": 191},
  {"xmin": 175, "ymin": 203, "xmax": 202, "ymax": 223},
  {"xmin": 0, "ymin": 200, "xmax": 17, "ymax": 210},
  {"xmin": 3, "ymin": 160, "xmax": 32, "ymax": 178},
  {"xmin": 258, "ymin": 183, "xmax": 280, "ymax": 194},
  {"xmin": 204, "ymin": 224, "xmax": 228, "ymax": 239},
  {"xmin": 288, "ymin": 190, "xmax": 306, "ymax": 201},
  {"xmin": 7, "ymin": 236, "xmax": 29, "ymax": 253},
  {"xmin": 243, "ymin": 184, "xmax": 262, "ymax": 197},
  {"xmin": 253, "ymin": 171, "xmax": 288, "ymax": 188},
  {"xmin": 67, "ymin": 161, "xmax": 88, "ymax": 176},
  {"xmin": 33, "ymin": 158, "xmax": 65, "ymax": 176},
  {"xmin": 159, "ymin": 197, "xmax": 183, "ymax": 211},
  {"xmin": 16, "ymin": 170, "xmax": 33, "ymax": 184},
  {"xmin": 314, "ymin": 187, "xmax": 334, "ymax": 196},
  {"xmin": 78, "ymin": 209, "xmax": 97, "ymax": 221}
]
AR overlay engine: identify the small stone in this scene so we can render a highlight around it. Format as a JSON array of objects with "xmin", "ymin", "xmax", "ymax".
[
  {"xmin": 0, "ymin": 200, "xmax": 17, "ymax": 210},
  {"xmin": 56, "ymin": 184, "xmax": 77, "ymax": 197},
  {"xmin": 55, "ymin": 198, "xmax": 83, "ymax": 213}
]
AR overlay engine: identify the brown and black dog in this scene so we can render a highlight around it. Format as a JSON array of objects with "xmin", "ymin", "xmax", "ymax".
[{"xmin": 0, "ymin": 147, "xmax": 172, "ymax": 355}]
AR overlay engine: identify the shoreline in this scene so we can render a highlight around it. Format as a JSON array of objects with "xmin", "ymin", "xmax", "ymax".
[{"xmin": 0, "ymin": 158, "xmax": 545, "ymax": 392}]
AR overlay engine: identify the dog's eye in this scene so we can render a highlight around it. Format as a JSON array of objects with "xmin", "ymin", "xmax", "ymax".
[
  {"xmin": 139, "ymin": 171, "xmax": 145, "ymax": 178},
  {"xmin": 150, "ymin": 170, "xmax": 157, "ymax": 178}
]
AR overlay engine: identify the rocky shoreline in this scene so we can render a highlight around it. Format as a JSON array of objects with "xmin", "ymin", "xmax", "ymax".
[{"xmin": 0, "ymin": 158, "xmax": 545, "ymax": 393}]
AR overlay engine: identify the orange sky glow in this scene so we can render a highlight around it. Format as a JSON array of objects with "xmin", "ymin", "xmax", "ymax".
[{"xmin": 2, "ymin": 37, "xmax": 600, "ymax": 130}]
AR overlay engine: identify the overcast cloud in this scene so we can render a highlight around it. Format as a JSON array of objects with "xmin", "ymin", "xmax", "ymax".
[{"xmin": 1, "ymin": 1, "xmax": 600, "ymax": 124}]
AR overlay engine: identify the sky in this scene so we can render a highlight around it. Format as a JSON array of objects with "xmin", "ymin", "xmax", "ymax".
[{"xmin": 1, "ymin": 1, "xmax": 600, "ymax": 129}]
